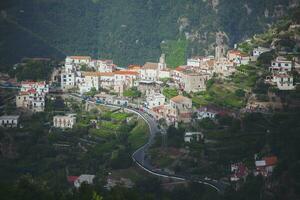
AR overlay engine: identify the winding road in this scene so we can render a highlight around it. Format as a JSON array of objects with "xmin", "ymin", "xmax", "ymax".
[{"xmin": 68, "ymin": 94, "xmax": 227, "ymax": 193}]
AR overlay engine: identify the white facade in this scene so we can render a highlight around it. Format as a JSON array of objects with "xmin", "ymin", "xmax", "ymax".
[
  {"xmin": 17, "ymin": 81, "xmax": 48, "ymax": 112},
  {"xmin": 187, "ymin": 57, "xmax": 202, "ymax": 67},
  {"xmin": 158, "ymin": 70, "xmax": 171, "ymax": 79},
  {"xmin": 146, "ymin": 93, "xmax": 166, "ymax": 109},
  {"xmin": 20, "ymin": 81, "xmax": 49, "ymax": 95},
  {"xmin": 273, "ymin": 73, "xmax": 295, "ymax": 90},
  {"xmin": 140, "ymin": 67, "xmax": 158, "ymax": 81},
  {"xmin": 65, "ymin": 56, "xmax": 91, "ymax": 65},
  {"xmin": 61, "ymin": 72, "xmax": 76, "ymax": 90},
  {"xmin": 74, "ymin": 174, "xmax": 95, "ymax": 188},
  {"xmin": 270, "ymin": 57, "xmax": 293, "ymax": 73},
  {"xmin": 184, "ymin": 132, "xmax": 204, "ymax": 143},
  {"xmin": 253, "ymin": 47, "xmax": 271, "ymax": 57},
  {"xmin": 141, "ymin": 54, "xmax": 167, "ymax": 81},
  {"xmin": 0, "ymin": 115, "xmax": 19, "ymax": 128},
  {"xmin": 96, "ymin": 60, "xmax": 115, "ymax": 72},
  {"xmin": 197, "ymin": 107, "xmax": 218, "ymax": 119},
  {"xmin": 53, "ymin": 114, "xmax": 76, "ymax": 129}
]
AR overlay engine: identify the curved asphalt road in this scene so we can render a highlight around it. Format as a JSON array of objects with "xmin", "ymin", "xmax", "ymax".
[{"xmin": 68, "ymin": 94, "xmax": 227, "ymax": 193}]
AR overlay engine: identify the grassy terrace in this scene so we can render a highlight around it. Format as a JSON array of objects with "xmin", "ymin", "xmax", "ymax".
[
  {"xmin": 0, "ymin": 99, "xmax": 150, "ymax": 189},
  {"xmin": 192, "ymin": 64, "xmax": 261, "ymax": 108}
]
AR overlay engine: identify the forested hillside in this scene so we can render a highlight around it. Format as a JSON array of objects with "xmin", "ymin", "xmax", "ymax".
[{"xmin": 0, "ymin": 0, "xmax": 299, "ymax": 69}]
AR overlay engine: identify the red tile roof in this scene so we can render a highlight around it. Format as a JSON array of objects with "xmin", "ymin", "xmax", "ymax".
[
  {"xmin": 264, "ymin": 156, "xmax": 278, "ymax": 166},
  {"xmin": 69, "ymin": 56, "xmax": 91, "ymax": 60},
  {"xmin": 67, "ymin": 176, "xmax": 79, "ymax": 183},
  {"xmin": 175, "ymin": 67, "xmax": 185, "ymax": 72}
]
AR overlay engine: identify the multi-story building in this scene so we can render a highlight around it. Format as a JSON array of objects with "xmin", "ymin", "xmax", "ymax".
[
  {"xmin": 0, "ymin": 115, "xmax": 19, "ymax": 128},
  {"xmin": 61, "ymin": 71, "xmax": 76, "ymax": 90},
  {"xmin": 95, "ymin": 60, "xmax": 115, "ymax": 72},
  {"xmin": 270, "ymin": 56, "xmax": 293, "ymax": 73},
  {"xmin": 20, "ymin": 81, "xmax": 49, "ymax": 95},
  {"xmin": 141, "ymin": 54, "xmax": 167, "ymax": 81},
  {"xmin": 145, "ymin": 93, "xmax": 166, "ymax": 109},
  {"xmin": 266, "ymin": 72, "xmax": 295, "ymax": 90},
  {"xmin": 16, "ymin": 81, "xmax": 48, "ymax": 112},
  {"xmin": 166, "ymin": 95, "xmax": 193, "ymax": 124},
  {"xmin": 227, "ymin": 50, "xmax": 250, "ymax": 66},
  {"xmin": 65, "ymin": 56, "xmax": 92, "ymax": 65},
  {"xmin": 79, "ymin": 72, "xmax": 101, "ymax": 94},
  {"xmin": 181, "ymin": 71, "xmax": 209, "ymax": 93},
  {"xmin": 53, "ymin": 114, "xmax": 76, "ymax": 129}
]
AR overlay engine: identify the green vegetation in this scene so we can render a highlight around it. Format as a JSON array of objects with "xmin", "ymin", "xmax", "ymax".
[
  {"xmin": 123, "ymin": 87, "xmax": 141, "ymax": 98},
  {"xmin": 163, "ymin": 87, "xmax": 179, "ymax": 100},
  {"xmin": 128, "ymin": 119, "xmax": 149, "ymax": 149},
  {"xmin": 9, "ymin": 59, "xmax": 57, "ymax": 81},
  {"xmin": 161, "ymin": 39, "xmax": 187, "ymax": 68},
  {"xmin": 0, "ymin": 0, "xmax": 293, "ymax": 69},
  {"xmin": 192, "ymin": 64, "xmax": 262, "ymax": 108}
]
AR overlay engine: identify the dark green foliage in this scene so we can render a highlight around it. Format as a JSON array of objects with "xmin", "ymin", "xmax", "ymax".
[
  {"xmin": 9, "ymin": 59, "xmax": 57, "ymax": 81},
  {"xmin": 257, "ymin": 51, "xmax": 276, "ymax": 67},
  {"xmin": 0, "ymin": 0, "xmax": 293, "ymax": 68},
  {"xmin": 166, "ymin": 126, "xmax": 184, "ymax": 148},
  {"xmin": 123, "ymin": 87, "xmax": 141, "ymax": 98},
  {"xmin": 234, "ymin": 89, "xmax": 246, "ymax": 97},
  {"xmin": 163, "ymin": 87, "xmax": 178, "ymax": 99}
]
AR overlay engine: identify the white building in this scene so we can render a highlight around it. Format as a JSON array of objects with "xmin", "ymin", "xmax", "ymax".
[
  {"xmin": 187, "ymin": 56, "xmax": 203, "ymax": 67},
  {"xmin": 253, "ymin": 47, "xmax": 271, "ymax": 57},
  {"xmin": 141, "ymin": 54, "xmax": 167, "ymax": 81},
  {"xmin": 270, "ymin": 57, "xmax": 293, "ymax": 73},
  {"xmin": 20, "ymin": 81, "xmax": 49, "ymax": 95},
  {"xmin": 145, "ymin": 93, "xmax": 166, "ymax": 109},
  {"xmin": 74, "ymin": 174, "xmax": 95, "ymax": 188},
  {"xmin": 61, "ymin": 71, "xmax": 76, "ymax": 90},
  {"xmin": 114, "ymin": 70, "xmax": 139, "ymax": 87},
  {"xmin": 65, "ymin": 56, "xmax": 91, "ymax": 65},
  {"xmin": 79, "ymin": 72, "xmax": 102, "ymax": 94},
  {"xmin": 273, "ymin": 73, "xmax": 295, "ymax": 90},
  {"xmin": 167, "ymin": 95, "xmax": 193, "ymax": 124},
  {"xmin": 16, "ymin": 81, "xmax": 48, "ymax": 112},
  {"xmin": 141, "ymin": 62, "xmax": 160, "ymax": 81},
  {"xmin": 184, "ymin": 132, "xmax": 204, "ymax": 143},
  {"xmin": 181, "ymin": 71, "xmax": 209, "ymax": 93},
  {"xmin": 95, "ymin": 59, "xmax": 115, "ymax": 72},
  {"xmin": 113, "ymin": 97, "xmax": 129, "ymax": 106},
  {"xmin": 197, "ymin": 106, "xmax": 219, "ymax": 119},
  {"xmin": 0, "ymin": 115, "xmax": 19, "ymax": 128},
  {"xmin": 53, "ymin": 114, "xmax": 76, "ymax": 129},
  {"xmin": 95, "ymin": 93, "xmax": 116, "ymax": 104},
  {"xmin": 227, "ymin": 50, "xmax": 250, "ymax": 66}
]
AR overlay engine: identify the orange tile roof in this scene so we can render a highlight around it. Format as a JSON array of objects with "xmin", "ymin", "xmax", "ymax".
[
  {"xmin": 175, "ymin": 66, "xmax": 185, "ymax": 72},
  {"xmin": 264, "ymin": 156, "xmax": 278, "ymax": 166},
  {"xmin": 84, "ymin": 72, "xmax": 114, "ymax": 77},
  {"xmin": 114, "ymin": 71, "xmax": 139, "ymax": 75},
  {"xmin": 228, "ymin": 50, "xmax": 248, "ymax": 57},
  {"xmin": 170, "ymin": 95, "xmax": 191, "ymax": 103},
  {"xmin": 143, "ymin": 62, "xmax": 158, "ymax": 70},
  {"xmin": 128, "ymin": 65, "xmax": 142, "ymax": 70},
  {"xmin": 206, "ymin": 60, "xmax": 215, "ymax": 67}
]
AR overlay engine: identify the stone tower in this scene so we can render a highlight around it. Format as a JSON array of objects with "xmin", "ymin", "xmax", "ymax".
[
  {"xmin": 158, "ymin": 54, "xmax": 166, "ymax": 70},
  {"xmin": 215, "ymin": 32, "xmax": 227, "ymax": 61}
]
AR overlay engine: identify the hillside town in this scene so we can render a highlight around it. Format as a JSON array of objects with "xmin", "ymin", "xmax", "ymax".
[{"xmin": 0, "ymin": 9, "xmax": 298, "ymax": 198}]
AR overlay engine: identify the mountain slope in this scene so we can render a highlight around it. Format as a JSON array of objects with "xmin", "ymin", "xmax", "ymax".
[{"xmin": 0, "ymin": 0, "xmax": 299, "ymax": 68}]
